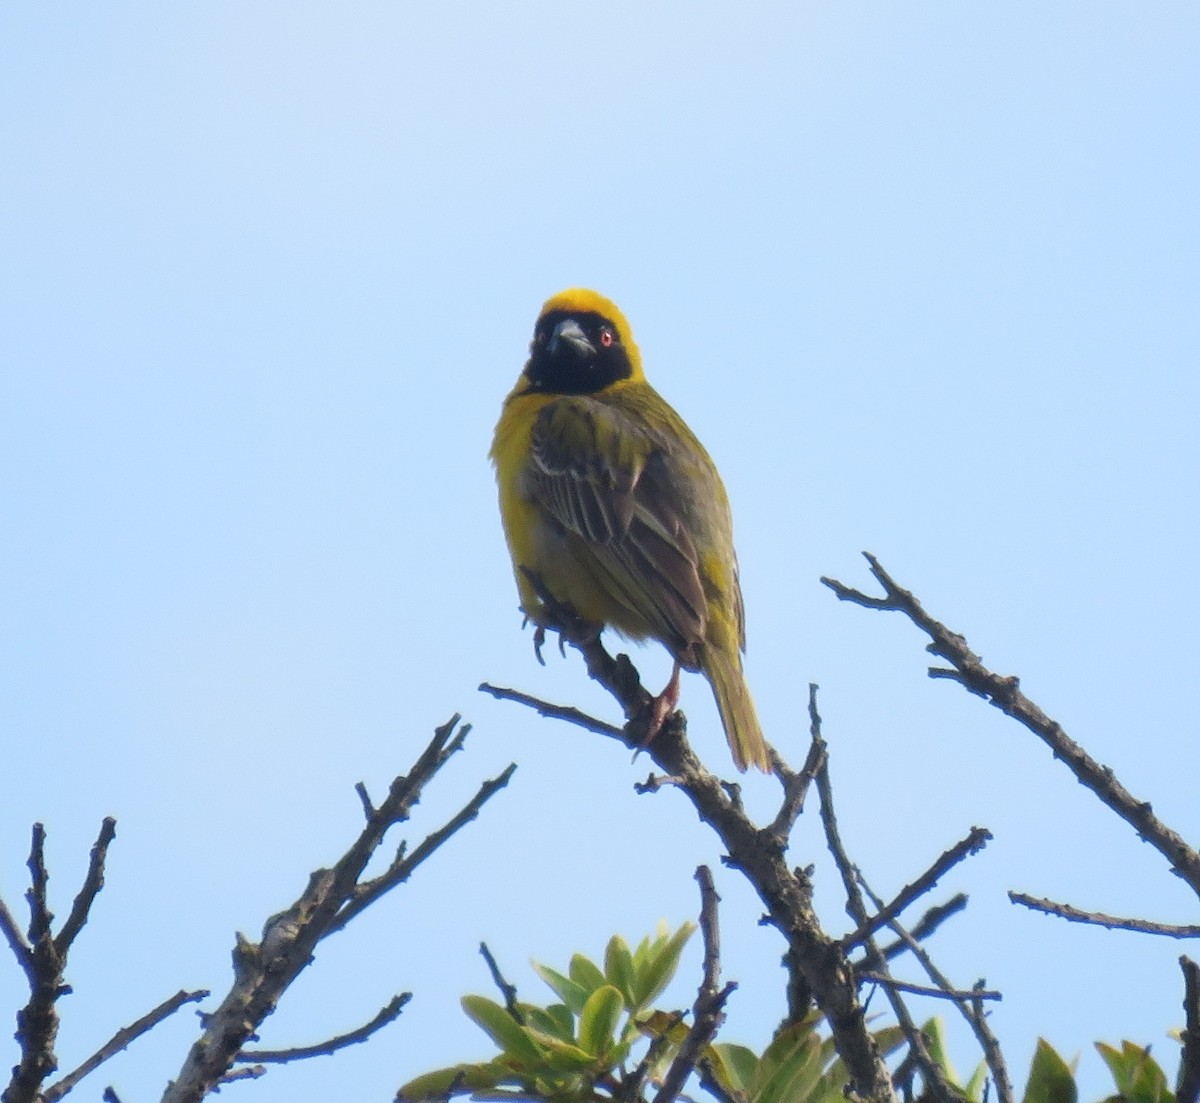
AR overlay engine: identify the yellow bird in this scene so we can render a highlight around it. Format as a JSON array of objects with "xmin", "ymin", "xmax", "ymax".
[{"xmin": 491, "ymin": 289, "xmax": 769, "ymax": 773}]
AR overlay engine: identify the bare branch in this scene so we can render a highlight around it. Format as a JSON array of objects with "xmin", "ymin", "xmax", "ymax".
[
  {"xmin": 655, "ymin": 867, "xmax": 735, "ymax": 1103},
  {"xmin": 816, "ymin": 760, "xmax": 966, "ymax": 1103},
  {"xmin": 8, "ymin": 825, "xmax": 65, "ymax": 1103},
  {"xmin": 1008, "ymin": 893, "xmax": 1200, "ymax": 937},
  {"xmin": 26, "ymin": 823, "xmax": 53, "ymax": 943},
  {"xmin": 857, "ymin": 875, "xmax": 1013, "ymax": 1103},
  {"xmin": 479, "ymin": 943, "xmax": 523, "ymax": 1024},
  {"xmin": 331, "ymin": 762, "xmax": 518, "ymax": 934},
  {"xmin": 241, "ymin": 993, "xmax": 410, "ymax": 1063},
  {"xmin": 43, "ymin": 989, "xmax": 208, "ymax": 1102},
  {"xmin": 491, "ymin": 632, "xmax": 899, "ymax": 1103},
  {"xmin": 0, "ymin": 893, "xmax": 34, "ymax": 985},
  {"xmin": 875, "ymin": 895, "xmax": 969, "ymax": 964},
  {"xmin": 1178, "ymin": 956, "xmax": 1200, "ymax": 1103},
  {"xmin": 54, "ymin": 818, "xmax": 117, "ymax": 958},
  {"xmin": 856, "ymin": 974, "xmax": 1000, "ymax": 1002},
  {"xmin": 479, "ymin": 682, "xmax": 626, "ymax": 740},
  {"xmin": 767, "ymin": 684, "xmax": 826, "ymax": 840},
  {"xmin": 162, "ymin": 716, "xmax": 512, "ymax": 1103},
  {"xmin": 823, "ymin": 552, "xmax": 1200, "ymax": 899},
  {"xmin": 842, "ymin": 828, "xmax": 991, "ymax": 951}
]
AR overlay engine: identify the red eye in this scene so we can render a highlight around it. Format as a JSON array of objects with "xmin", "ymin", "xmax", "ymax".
[{"xmin": 599, "ymin": 327, "xmax": 615, "ymax": 348}]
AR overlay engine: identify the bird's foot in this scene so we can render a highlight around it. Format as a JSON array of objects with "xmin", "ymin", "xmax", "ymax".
[{"xmin": 632, "ymin": 661, "xmax": 682, "ymax": 757}]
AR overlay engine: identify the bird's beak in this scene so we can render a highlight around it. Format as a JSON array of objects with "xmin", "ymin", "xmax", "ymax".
[{"xmin": 548, "ymin": 318, "xmax": 594, "ymax": 358}]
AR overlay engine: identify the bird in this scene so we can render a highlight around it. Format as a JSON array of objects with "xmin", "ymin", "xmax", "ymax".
[{"xmin": 490, "ymin": 288, "xmax": 770, "ymax": 772}]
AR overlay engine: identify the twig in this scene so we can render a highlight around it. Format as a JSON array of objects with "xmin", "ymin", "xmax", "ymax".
[
  {"xmin": 26, "ymin": 824, "xmax": 53, "ymax": 942},
  {"xmin": 816, "ymin": 761, "xmax": 966, "ymax": 1103},
  {"xmin": 877, "ymin": 895, "xmax": 969, "ymax": 963},
  {"xmin": 1178, "ymin": 956, "xmax": 1200, "ymax": 1103},
  {"xmin": 54, "ymin": 818, "xmax": 117, "ymax": 957},
  {"xmin": 332, "ymin": 763, "xmax": 518, "ymax": 933},
  {"xmin": 0, "ymin": 893, "xmax": 34, "ymax": 985},
  {"xmin": 857, "ymin": 876, "xmax": 1012, "ymax": 1103},
  {"xmin": 479, "ymin": 683, "xmax": 626, "ymax": 740},
  {"xmin": 101, "ymin": 1088, "xmax": 123, "ymax": 1103},
  {"xmin": 655, "ymin": 867, "xmax": 736, "ymax": 1103},
  {"xmin": 162, "ymin": 717, "xmax": 513, "ymax": 1103},
  {"xmin": 241, "ymin": 993, "xmax": 410, "ymax": 1063},
  {"xmin": 218, "ymin": 1065, "xmax": 265, "ymax": 1084},
  {"xmin": 823, "ymin": 552, "xmax": 1200, "ymax": 898},
  {"xmin": 767, "ymin": 684, "xmax": 827, "ymax": 840},
  {"xmin": 856, "ymin": 974, "xmax": 1000, "ymax": 1002},
  {"xmin": 43, "ymin": 989, "xmax": 208, "ymax": 1102},
  {"xmin": 1008, "ymin": 893, "xmax": 1200, "ymax": 937},
  {"xmin": 479, "ymin": 943, "xmax": 523, "ymax": 1024},
  {"xmin": 842, "ymin": 828, "xmax": 991, "ymax": 951},
  {"xmin": 8, "ymin": 824, "xmax": 85, "ymax": 1103}
]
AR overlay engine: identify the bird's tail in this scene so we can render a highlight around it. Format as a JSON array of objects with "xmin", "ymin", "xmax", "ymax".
[{"xmin": 704, "ymin": 650, "xmax": 770, "ymax": 773}]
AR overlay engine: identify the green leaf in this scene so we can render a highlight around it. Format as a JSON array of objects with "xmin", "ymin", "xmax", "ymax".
[
  {"xmin": 709, "ymin": 1042, "xmax": 759, "ymax": 1094},
  {"xmin": 604, "ymin": 935, "xmax": 637, "ymax": 1005},
  {"xmin": 521, "ymin": 1030, "xmax": 597, "ymax": 1073},
  {"xmin": 533, "ymin": 962, "xmax": 589, "ymax": 1016},
  {"xmin": 1096, "ymin": 1041, "xmax": 1172, "ymax": 1103},
  {"xmin": 965, "ymin": 1060, "xmax": 989, "ymax": 1102},
  {"xmin": 1023, "ymin": 1039, "xmax": 1078, "ymax": 1103},
  {"xmin": 752, "ymin": 1024, "xmax": 825, "ymax": 1103},
  {"xmin": 578, "ymin": 984, "xmax": 625, "ymax": 1059},
  {"xmin": 922, "ymin": 1017, "xmax": 958, "ymax": 1084},
  {"xmin": 569, "ymin": 952, "xmax": 608, "ymax": 995},
  {"xmin": 522, "ymin": 1003, "xmax": 576, "ymax": 1043},
  {"xmin": 395, "ymin": 1059, "xmax": 511, "ymax": 1101},
  {"xmin": 461, "ymin": 995, "xmax": 544, "ymax": 1066},
  {"xmin": 632, "ymin": 922, "xmax": 696, "ymax": 1009}
]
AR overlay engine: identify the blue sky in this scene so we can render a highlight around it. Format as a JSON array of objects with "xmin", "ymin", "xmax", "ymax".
[{"xmin": 2, "ymin": 4, "xmax": 1198, "ymax": 1101}]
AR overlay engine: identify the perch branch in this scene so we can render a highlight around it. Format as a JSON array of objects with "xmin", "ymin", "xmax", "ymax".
[{"xmin": 489, "ymin": 589, "xmax": 900, "ymax": 1103}]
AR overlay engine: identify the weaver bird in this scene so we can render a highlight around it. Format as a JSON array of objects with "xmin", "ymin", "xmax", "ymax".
[{"xmin": 491, "ymin": 288, "xmax": 769, "ymax": 772}]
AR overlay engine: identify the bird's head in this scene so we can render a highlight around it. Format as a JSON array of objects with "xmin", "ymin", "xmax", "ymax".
[{"xmin": 522, "ymin": 288, "xmax": 645, "ymax": 395}]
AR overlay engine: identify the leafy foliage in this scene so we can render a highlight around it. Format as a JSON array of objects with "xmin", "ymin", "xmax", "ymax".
[{"xmin": 398, "ymin": 925, "xmax": 906, "ymax": 1103}]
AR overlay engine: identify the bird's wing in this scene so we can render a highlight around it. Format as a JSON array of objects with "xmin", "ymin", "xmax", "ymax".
[{"xmin": 527, "ymin": 398, "xmax": 708, "ymax": 654}]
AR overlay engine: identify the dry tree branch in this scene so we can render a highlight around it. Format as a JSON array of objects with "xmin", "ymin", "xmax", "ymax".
[
  {"xmin": 814, "ymin": 755, "xmax": 967, "ymax": 1103},
  {"xmin": 822, "ymin": 552, "xmax": 1200, "ymax": 898},
  {"xmin": 479, "ymin": 942, "xmax": 524, "ymax": 1024},
  {"xmin": 1178, "ymin": 956, "xmax": 1200, "ymax": 1103},
  {"xmin": 854, "ymin": 974, "xmax": 999, "ymax": 1002},
  {"xmin": 654, "ymin": 866, "xmax": 736, "ymax": 1103},
  {"xmin": 1008, "ymin": 893, "xmax": 1200, "ymax": 938},
  {"xmin": 42, "ymin": 990, "xmax": 208, "ymax": 1103},
  {"xmin": 241, "ymin": 994, "xmax": 412, "ymax": 1063},
  {"xmin": 485, "ymin": 592, "xmax": 899, "ymax": 1103},
  {"xmin": 856, "ymin": 875, "xmax": 1013, "ymax": 1103},
  {"xmin": 4, "ymin": 818, "xmax": 121, "ymax": 1103},
  {"xmin": 842, "ymin": 828, "xmax": 991, "ymax": 953},
  {"xmin": 0, "ymin": 895, "xmax": 34, "ymax": 987},
  {"xmin": 162, "ymin": 715, "xmax": 514, "ymax": 1103},
  {"xmin": 53, "ymin": 818, "xmax": 117, "ymax": 959}
]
